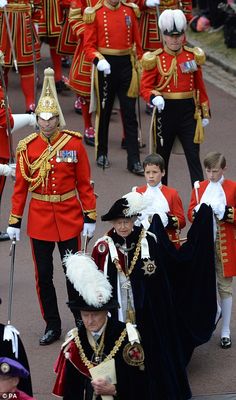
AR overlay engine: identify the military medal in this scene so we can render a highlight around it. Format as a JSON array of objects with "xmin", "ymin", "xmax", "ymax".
[
  {"xmin": 141, "ymin": 259, "xmax": 157, "ymax": 276},
  {"xmin": 180, "ymin": 60, "xmax": 198, "ymax": 73}
]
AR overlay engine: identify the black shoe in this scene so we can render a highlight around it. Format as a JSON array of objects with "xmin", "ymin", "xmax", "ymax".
[
  {"xmin": 97, "ymin": 155, "xmax": 110, "ymax": 168},
  {"xmin": 39, "ymin": 329, "xmax": 61, "ymax": 346},
  {"xmin": 0, "ymin": 232, "xmax": 10, "ymax": 241},
  {"xmin": 128, "ymin": 162, "xmax": 144, "ymax": 176},
  {"xmin": 220, "ymin": 337, "xmax": 232, "ymax": 349}
]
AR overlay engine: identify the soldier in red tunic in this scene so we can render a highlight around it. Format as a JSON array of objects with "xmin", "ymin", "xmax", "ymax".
[
  {"xmin": 141, "ymin": 9, "xmax": 210, "ymax": 186},
  {"xmin": 7, "ymin": 68, "xmax": 97, "ymax": 345},
  {"xmin": 134, "ymin": 0, "xmax": 192, "ymax": 114},
  {"xmin": 83, "ymin": 0, "xmax": 144, "ymax": 175},
  {"xmin": 0, "ymin": 0, "xmax": 42, "ymax": 112},
  {"xmin": 188, "ymin": 151, "xmax": 236, "ymax": 349}
]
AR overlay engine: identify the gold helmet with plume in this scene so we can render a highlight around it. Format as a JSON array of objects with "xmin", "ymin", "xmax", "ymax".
[{"xmin": 35, "ymin": 67, "xmax": 66, "ymax": 128}]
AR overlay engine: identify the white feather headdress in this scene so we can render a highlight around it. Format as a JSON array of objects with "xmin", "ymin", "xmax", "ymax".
[
  {"xmin": 64, "ymin": 252, "xmax": 112, "ymax": 308},
  {"xmin": 122, "ymin": 191, "xmax": 153, "ymax": 217},
  {"xmin": 159, "ymin": 9, "xmax": 187, "ymax": 34}
]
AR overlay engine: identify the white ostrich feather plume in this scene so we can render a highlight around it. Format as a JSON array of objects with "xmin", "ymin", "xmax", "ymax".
[
  {"xmin": 122, "ymin": 191, "xmax": 148, "ymax": 217},
  {"xmin": 159, "ymin": 9, "xmax": 186, "ymax": 33},
  {"xmin": 64, "ymin": 252, "xmax": 112, "ymax": 307},
  {"xmin": 173, "ymin": 10, "xmax": 187, "ymax": 32}
]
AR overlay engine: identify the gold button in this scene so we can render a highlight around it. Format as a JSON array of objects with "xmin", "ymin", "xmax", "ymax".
[{"xmin": 53, "ymin": 190, "xmax": 57, "ymax": 194}]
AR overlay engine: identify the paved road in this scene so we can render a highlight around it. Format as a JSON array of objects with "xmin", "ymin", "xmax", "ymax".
[{"xmin": 0, "ymin": 49, "xmax": 236, "ymax": 399}]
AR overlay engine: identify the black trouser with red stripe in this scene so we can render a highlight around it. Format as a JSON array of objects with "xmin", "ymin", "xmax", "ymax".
[
  {"xmin": 155, "ymin": 98, "xmax": 204, "ymax": 187},
  {"xmin": 30, "ymin": 236, "xmax": 81, "ymax": 332}
]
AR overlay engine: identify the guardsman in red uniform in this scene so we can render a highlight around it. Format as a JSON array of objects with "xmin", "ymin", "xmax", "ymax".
[
  {"xmin": 0, "ymin": 0, "xmax": 42, "ymax": 112},
  {"xmin": 7, "ymin": 68, "xmax": 97, "ymax": 346},
  {"xmin": 38, "ymin": 0, "xmax": 70, "ymax": 93},
  {"xmin": 83, "ymin": 0, "xmax": 144, "ymax": 175},
  {"xmin": 133, "ymin": 153, "xmax": 185, "ymax": 247},
  {"xmin": 188, "ymin": 151, "xmax": 236, "ymax": 350},
  {"xmin": 134, "ymin": 0, "xmax": 192, "ymax": 115},
  {"xmin": 66, "ymin": 0, "xmax": 101, "ymax": 147},
  {"xmin": 141, "ymin": 9, "xmax": 210, "ymax": 186}
]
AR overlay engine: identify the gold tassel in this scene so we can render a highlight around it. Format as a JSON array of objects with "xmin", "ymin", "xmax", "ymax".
[
  {"xmin": 194, "ymin": 109, "xmax": 204, "ymax": 144},
  {"xmin": 194, "ymin": 89, "xmax": 204, "ymax": 144},
  {"xmin": 127, "ymin": 55, "xmax": 139, "ymax": 98}
]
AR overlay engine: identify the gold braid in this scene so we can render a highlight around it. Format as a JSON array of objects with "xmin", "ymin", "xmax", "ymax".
[
  {"xmin": 18, "ymin": 133, "xmax": 71, "ymax": 192},
  {"xmin": 74, "ymin": 328, "xmax": 127, "ymax": 369},
  {"xmin": 155, "ymin": 56, "xmax": 178, "ymax": 91},
  {"xmin": 114, "ymin": 228, "xmax": 145, "ymax": 277}
]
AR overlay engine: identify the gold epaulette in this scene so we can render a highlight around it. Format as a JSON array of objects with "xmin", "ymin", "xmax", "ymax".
[
  {"xmin": 122, "ymin": 1, "xmax": 140, "ymax": 18},
  {"xmin": 63, "ymin": 129, "xmax": 83, "ymax": 139},
  {"xmin": 62, "ymin": 327, "xmax": 78, "ymax": 350},
  {"xmin": 69, "ymin": 7, "xmax": 81, "ymax": 21},
  {"xmin": 83, "ymin": 2, "xmax": 102, "ymax": 23},
  {"xmin": 142, "ymin": 50, "xmax": 161, "ymax": 71},
  {"xmin": 184, "ymin": 46, "xmax": 206, "ymax": 65},
  {"xmin": 16, "ymin": 132, "xmax": 38, "ymax": 154}
]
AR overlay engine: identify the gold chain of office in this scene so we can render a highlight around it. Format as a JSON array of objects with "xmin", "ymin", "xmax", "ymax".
[
  {"xmin": 114, "ymin": 228, "xmax": 145, "ymax": 277},
  {"xmin": 74, "ymin": 328, "xmax": 127, "ymax": 369}
]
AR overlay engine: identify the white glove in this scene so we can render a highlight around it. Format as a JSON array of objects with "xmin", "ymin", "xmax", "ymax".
[
  {"xmin": 146, "ymin": 0, "xmax": 160, "ymax": 7},
  {"xmin": 202, "ymin": 118, "xmax": 209, "ymax": 128},
  {"xmin": 97, "ymin": 59, "xmax": 111, "ymax": 75},
  {"xmin": 212, "ymin": 204, "xmax": 225, "ymax": 220},
  {"xmin": 0, "ymin": 0, "xmax": 7, "ymax": 8},
  {"xmin": 152, "ymin": 96, "xmax": 165, "ymax": 112},
  {"xmin": 0, "ymin": 163, "xmax": 15, "ymax": 177},
  {"xmin": 6, "ymin": 227, "xmax": 21, "ymax": 241},
  {"xmin": 82, "ymin": 222, "xmax": 96, "ymax": 238},
  {"xmin": 12, "ymin": 113, "xmax": 37, "ymax": 132}
]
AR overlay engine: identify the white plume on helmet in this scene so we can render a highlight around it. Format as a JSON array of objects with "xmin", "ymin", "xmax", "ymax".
[
  {"xmin": 64, "ymin": 252, "xmax": 112, "ymax": 307},
  {"xmin": 122, "ymin": 191, "xmax": 153, "ymax": 217},
  {"xmin": 158, "ymin": 9, "xmax": 187, "ymax": 34}
]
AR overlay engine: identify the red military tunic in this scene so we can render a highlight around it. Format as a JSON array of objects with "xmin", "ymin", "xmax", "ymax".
[
  {"xmin": 141, "ymin": 45, "xmax": 210, "ymax": 117},
  {"xmin": 188, "ymin": 180, "xmax": 236, "ymax": 277},
  {"xmin": 0, "ymin": 0, "xmax": 42, "ymax": 66},
  {"xmin": 135, "ymin": 0, "xmax": 192, "ymax": 51},
  {"xmin": 67, "ymin": 0, "xmax": 100, "ymax": 97},
  {"xmin": 9, "ymin": 130, "xmax": 96, "ymax": 241},
  {"xmin": 57, "ymin": 1, "xmax": 78, "ymax": 55},
  {"xmin": 135, "ymin": 184, "xmax": 186, "ymax": 245},
  {"xmin": 84, "ymin": 0, "xmax": 143, "ymax": 63},
  {"xmin": 38, "ymin": 0, "xmax": 64, "ymax": 37}
]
